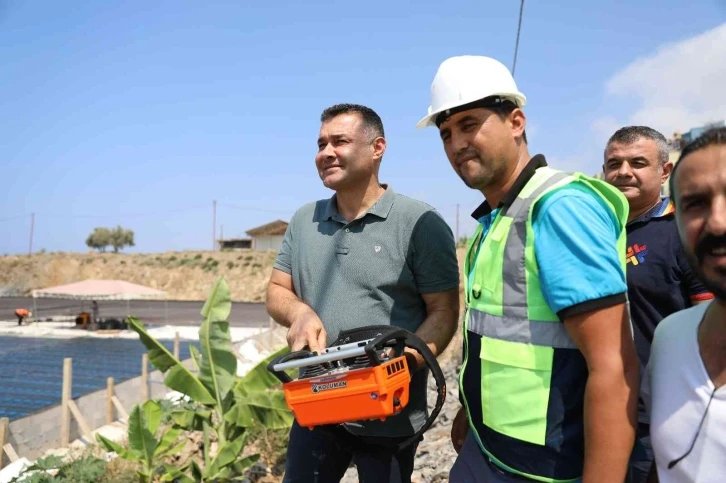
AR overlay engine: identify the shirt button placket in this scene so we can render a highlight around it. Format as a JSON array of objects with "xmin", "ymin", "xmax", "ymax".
[{"xmin": 337, "ymin": 224, "xmax": 351, "ymax": 255}]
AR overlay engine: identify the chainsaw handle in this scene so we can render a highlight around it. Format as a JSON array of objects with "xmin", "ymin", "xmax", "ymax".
[
  {"xmin": 361, "ymin": 326, "xmax": 447, "ymax": 452},
  {"xmin": 267, "ymin": 349, "xmax": 316, "ymax": 384},
  {"xmin": 397, "ymin": 332, "xmax": 447, "ymax": 452}
]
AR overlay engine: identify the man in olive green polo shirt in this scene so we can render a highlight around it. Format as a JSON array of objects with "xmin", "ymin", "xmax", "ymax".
[{"xmin": 266, "ymin": 103, "xmax": 460, "ymax": 483}]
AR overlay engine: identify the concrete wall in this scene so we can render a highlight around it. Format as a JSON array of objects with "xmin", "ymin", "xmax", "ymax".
[
  {"xmin": 7, "ymin": 363, "xmax": 170, "ymax": 460},
  {"xmin": 6, "ymin": 326, "xmax": 288, "ymax": 461}
]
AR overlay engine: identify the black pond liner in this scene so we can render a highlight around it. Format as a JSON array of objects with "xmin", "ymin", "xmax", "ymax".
[{"xmin": 0, "ymin": 335, "xmax": 200, "ymax": 420}]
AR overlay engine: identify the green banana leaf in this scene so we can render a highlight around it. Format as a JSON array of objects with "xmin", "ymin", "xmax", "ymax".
[
  {"xmin": 200, "ymin": 276, "xmax": 232, "ymax": 322},
  {"xmin": 231, "ymin": 455, "xmax": 261, "ymax": 478},
  {"xmin": 156, "ymin": 439, "xmax": 188, "ymax": 461},
  {"xmin": 127, "ymin": 403, "xmax": 158, "ymax": 468},
  {"xmin": 161, "ymin": 464, "xmax": 195, "ymax": 483},
  {"xmin": 189, "ymin": 344, "xmax": 202, "ymax": 372},
  {"xmin": 95, "ymin": 433, "xmax": 140, "ymax": 461},
  {"xmin": 235, "ymin": 346, "xmax": 291, "ymax": 395},
  {"xmin": 154, "ymin": 427, "xmax": 183, "ymax": 457},
  {"xmin": 224, "ymin": 400, "xmax": 253, "ymax": 428},
  {"xmin": 137, "ymin": 469, "xmax": 152, "ymax": 481},
  {"xmin": 142, "ymin": 400, "xmax": 163, "ymax": 436},
  {"xmin": 191, "ymin": 460, "xmax": 203, "ymax": 481},
  {"xmin": 169, "ymin": 408, "xmax": 212, "ymax": 431},
  {"xmin": 204, "ymin": 432, "xmax": 249, "ymax": 479},
  {"xmin": 225, "ymin": 390, "xmax": 294, "ymax": 430},
  {"xmin": 128, "ymin": 317, "xmax": 216, "ymax": 405},
  {"xmin": 208, "ymin": 466, "xmax": 233, "ymax": 481},
  {"xmin": 198, "ymin": 278, "xmax": 237, "ymax": 405}
]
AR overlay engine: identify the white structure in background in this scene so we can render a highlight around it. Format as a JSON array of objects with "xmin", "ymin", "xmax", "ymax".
[
  {"xmin": 31, "ymin": 279, "xmax": 169, "ymax": 323},
  {"xmin": 218, "ymin": 219, "xmax": 288, "ymax": 251}
]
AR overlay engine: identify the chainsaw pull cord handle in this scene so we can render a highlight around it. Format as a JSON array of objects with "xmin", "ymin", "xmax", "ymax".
[
  {"xmin": 267, "ymin": 349, "xmax": 316, "ymax": 383},
  {"xmin": 364, "ymin": 327, "xmax": 447, "ymax": 453}
]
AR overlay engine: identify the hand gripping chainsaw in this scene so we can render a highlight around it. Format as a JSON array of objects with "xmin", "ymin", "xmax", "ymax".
[{"xmin": 268, "ymin": 325, "xmax": 446, "ymax": 450}]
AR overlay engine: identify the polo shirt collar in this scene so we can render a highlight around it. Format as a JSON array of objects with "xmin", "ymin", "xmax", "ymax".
[
  {"xmin": 471, "ymin": 154, "xmax": 548, "ymax": 220},
  {"xmin": 628, "ymin": 196, "xmax": 675, "ymax": 225},
  {"xmin": 323, "ymin": 184, "xmax": 396, "ymax": 222}
]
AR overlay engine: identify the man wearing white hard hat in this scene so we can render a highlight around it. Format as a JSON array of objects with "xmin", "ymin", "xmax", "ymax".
[{"xmin": 417, "ymin": 55, "xmax": 639, "ymax": 482}]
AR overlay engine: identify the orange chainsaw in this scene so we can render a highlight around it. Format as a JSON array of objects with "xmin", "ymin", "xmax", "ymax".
[{"xmin": 268, "ymin": 325, "xmax": 446, "ymax": 450}]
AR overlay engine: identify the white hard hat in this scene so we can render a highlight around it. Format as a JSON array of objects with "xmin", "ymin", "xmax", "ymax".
[{"xmin": 416, "ymin": 55, "xmax": 527, "ymax": 129}]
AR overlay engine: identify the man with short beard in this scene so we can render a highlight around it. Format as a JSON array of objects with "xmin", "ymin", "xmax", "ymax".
[
  {"xmin": 602, "ymin": 126, "xmax": 713, "ymax": 483},
  {"xmin": 266, "ymin": 103, "xmax": 460, "ymax": 483},
  {"xmin": 417, "ymin": 55, "xmax": 639, "ymax": 483},
  {"xmin": 643, "ymin": 127, "xmax": 726, "ymax": 482}
]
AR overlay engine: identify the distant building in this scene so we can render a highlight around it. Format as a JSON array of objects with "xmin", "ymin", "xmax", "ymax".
[
  {"xmin": 246, "ymin": 219, "xmax": 288, "ymax": 250},
  {"xmin": 218, "ymin": 219, "xmax": 289, "ymax": 251},
  {"xmin": 218, "ymin": 238, "xmax": 252, "ymax": 250},
  {"xmin": 663, "ymin": 120, "xmax": 725, "ymax": 196},
  {"xmin": 670, "ymin": 120, "xmax": 725, "ymax": 150}
]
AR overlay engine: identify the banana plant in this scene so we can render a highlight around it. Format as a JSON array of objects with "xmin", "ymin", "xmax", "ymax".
[
  {"xmin": 96, "ymin": 400, "xmax": 186, "ymax": 483},
  {"xmin": 117, "ymin": 277, "xmax": 293, "ymax": 482}
]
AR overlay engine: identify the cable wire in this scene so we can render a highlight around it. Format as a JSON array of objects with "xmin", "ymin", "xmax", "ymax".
[
  {"xmin": 0, "ymin": 214, "xmax": 30, "ymax": 223},
  {"xmin": 32, "ymin": 205, "xmax": 208, "ymax": 219},
  {"xmin": 217, "ymin": 203, "xmax": 291, "ymax": 215}
]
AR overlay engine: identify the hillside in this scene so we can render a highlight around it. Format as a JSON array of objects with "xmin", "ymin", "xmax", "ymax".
[
  {"xmin": 0, "ymin": 250, "xmax": 279, "ymax": 302},
  {"xmin": 0, "ymin": 248, "xmax": 468, "ymax": 302}
]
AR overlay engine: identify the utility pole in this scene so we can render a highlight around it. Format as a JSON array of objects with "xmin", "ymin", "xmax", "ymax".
[
  {"xmin": 455, "ymin": 204, "xmax": 460, "ymax": 244},
  {"xmin": 29, "ymin": 213, "xmax": 35, "ymax": 256},
  {"xmin": 212, "ymin": 200, "xmax": 217, "ymax": 251}
]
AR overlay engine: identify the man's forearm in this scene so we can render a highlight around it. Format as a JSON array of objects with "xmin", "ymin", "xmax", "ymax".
[
  {"xmin": 266, "ymin": 282, "xmax": 312, "ymax": 328},
  {"xmin": 409, "ymin": 291, "xmax": 459, "ymax": 368},
  {"xmin": 582, "ymin": 364, "xmax": 638, "ymax": 482},
  {"xmin": 415, "ymin": 311, "xmax": 457, "ymax": 358}
]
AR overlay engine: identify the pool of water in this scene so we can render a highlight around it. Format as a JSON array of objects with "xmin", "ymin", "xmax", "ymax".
[{"xmin": 0, "ymin": 336, "xmax": 198, "ymax": 420}]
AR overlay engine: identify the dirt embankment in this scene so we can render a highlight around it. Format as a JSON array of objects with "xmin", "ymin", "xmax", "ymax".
[
  {"xmin": 0, "ymin": 247, "xmax": 468, "ymax": 303},
  {"xmin": 0, "ymin": 250, "xmax": 279, "ymax": 302}
]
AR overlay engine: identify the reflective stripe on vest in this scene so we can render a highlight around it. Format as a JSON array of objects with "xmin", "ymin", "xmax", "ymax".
[
  {"xmin": 467, "ymin": 310, "xmax": 577, "ymax": 349},
  {"xmin": 501, "ymin": 171, "xmax": 569, "ymax": 320}
]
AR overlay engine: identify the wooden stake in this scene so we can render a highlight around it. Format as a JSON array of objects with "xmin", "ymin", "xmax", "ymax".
[
  {"xmin": 2, "ymin": 443, "xmax": 18, "ymax": 463},
  {"xmin": 106, "ymin": 377, "xmax": 114, "ymax": 425},
  {"xmin": 111, "ymin": 396, "xmax": 129, "ymax": 420},
  {"xmin": 141, "ymin": 353, "xmax": 149, "ymax": 402},
  {"xmin": 174, "ymin": 332, "xmax": 180, "ymax": 360},
  {"xmin": 0, "ymin": 417, "xmax": 9, "ymax": 469},
  {"xmin": 68, "ymin": 400, "xmax": 93, "ymax": 441},
  {"xmin": 61, "ymin": 358, "xmax": 72, "ymax": 447}
]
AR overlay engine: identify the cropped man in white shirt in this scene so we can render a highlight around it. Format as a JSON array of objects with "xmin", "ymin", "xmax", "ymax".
[{"xmin": 644, "ymin": 127, "xmax": 726, "ymax": 482}]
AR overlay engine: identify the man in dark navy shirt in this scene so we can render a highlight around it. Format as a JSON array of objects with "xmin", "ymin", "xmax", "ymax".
[{"xmin": 603, "ymin": 126, "xmax": 713, "ymax": 483}]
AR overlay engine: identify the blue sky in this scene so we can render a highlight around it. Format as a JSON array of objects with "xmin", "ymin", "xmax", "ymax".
[{"xmin": 2, "ymin": 1, "xmax": 725, "ymax": 254}]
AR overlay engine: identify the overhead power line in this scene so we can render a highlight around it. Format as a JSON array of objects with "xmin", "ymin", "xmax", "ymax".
[
  {"xmin": 217, "ymin": 203, "xmax": 291, "ymax": 215},
  {"xmin": 0, "ymin": 214, "xmax": 29, "ymax": 223},
  {"xmin": 512, "ymin": 0, "xmax": 525, "ymax": 76},
  {"xmin": 28, "ymin": 205, "xmax": 208, "ymax": 219},
  {"xmin": 0, "ymin": 203, "xmax": 291, "ymax": 223}
]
